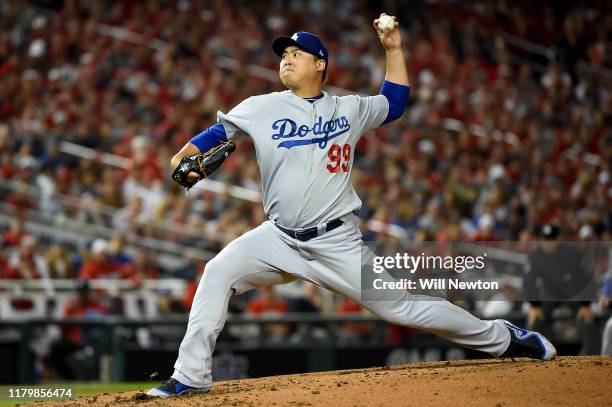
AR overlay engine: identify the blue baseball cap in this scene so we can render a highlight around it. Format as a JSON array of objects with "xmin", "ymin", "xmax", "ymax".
[{"xmin": 272, "ymin": 31, "xmax": 328, "ymax": 66}]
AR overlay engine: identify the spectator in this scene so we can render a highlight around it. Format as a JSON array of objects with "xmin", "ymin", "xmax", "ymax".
[
  {"xmin": 6, "ymin": 235, "xmax": 48, "ymax": 279},
  {"xmin": 2, "ymin": 216, "xmax": 28, "ymax": 247},
  {"xmin": 247, "ymin": 286, "xmax": 290, "ymax": 341},
  {"xmin": 472, "ymin": 213, "xmax": 501, "ymax": 241},
  {"xmin": 45, "ymin": 243, "xmax": 76, "ymax": 279},
  {"xmin": 336, "ymin": 298, "xmax": 373, "ymax": 341},
  {"xmin": 79, "ymin": 239, "xmax": 123, "ymax": 279},
  {"xmin": 247, "ymin": 285, "xmax": 288, "ymax": 316},
  {"xmin": 107, "ymin": 234, "xmax": 131, "ymax": 265},
  {"xmin": 286, "ymin": 281, "xmax": 323, "ymax": 313},
  {"xmin": 61, "ymin": 281, "xmax": 109, "ymax": 342},
  {"xmin": 0, "ymin": 252, "xmax": 11, "ymax": 278},
  {"xmin": 50, "ymin": 280, "xmax": 109, "ymax": 380},
  {"xmin": 121, "ymin": 248, "xmax": 160, "ymax": 286},
  {"xmin": 182, "ymin": 267, "xmax": 203, "ymax": 312},
  {"xmin": 524, "ymin": 224, "xmax": 599, "ymax": 354}
]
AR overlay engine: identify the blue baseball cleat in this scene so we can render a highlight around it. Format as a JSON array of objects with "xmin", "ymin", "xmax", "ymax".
[
  {"xmin": 501, "ymin": 320, "xmax": 557, "ymax": 361},
  {"xmin": 145, "ymin": 378, "xmax": 209, "ymax": 398}
]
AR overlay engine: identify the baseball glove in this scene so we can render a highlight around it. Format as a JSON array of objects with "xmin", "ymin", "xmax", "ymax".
[{"xmin": 171, "ymin": 140, "xmax": 237, "ymax": 189}]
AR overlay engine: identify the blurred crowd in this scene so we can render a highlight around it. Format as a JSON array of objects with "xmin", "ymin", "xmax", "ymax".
[
  {"xmin": 0, "ymin": 0, "xmax": 610, "ymax": 322},
  {"xmin": 0, "ymin": 1, "xmax": 611, "ymax": 382}
]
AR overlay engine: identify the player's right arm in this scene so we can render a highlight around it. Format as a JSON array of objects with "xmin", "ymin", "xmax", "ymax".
[
  {"xmin": 374, "ymin": 13, "xmax": 410, "ymax": 124},
  {"xmin": 351, "ymin": 14, "xmax": 410, "ymax": 136},
  {"xmin": 373, "ymin": 14, "xmax": 409, "ymax": 87}
]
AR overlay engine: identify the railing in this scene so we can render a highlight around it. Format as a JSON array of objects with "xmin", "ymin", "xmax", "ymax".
[
  {"xmin": 58, "ymin": 141, "xmax": 263, "ymax": 203},
  {"xmin": 0, "ymin": 176, "xmax": 210, "ymax": 240},
  {"xmin": 0, "ymin": 177, "xmax": 218, "ymax": 260},
  {"xmin": 0, "ymin": 278, "xmax": 186, "ymax": 294},
  {"xmin": 96, "ymin": 24, "xmax": 167, "ymax": 51},
  {"xmin": 0, "ymin": 314, "xmax": 417, "ymax": 383},
  {"xmin": 576, "ymin": 60, "xmax": 612, "ymax": 83},
  {"xmin": 500, "ymin": 32, "xmax": 556, "ymax": 62},
  {"xmin": 2, "ymin": 312, "xmax": 602, "ymax": 383},
  {"xmin": 0, "ymin": 202, "xmax": 215, "ymax": 262},
  {"xmin": 0, "ymin": 174, "xmax": 532, "ymax": 268},
  {"xmin": 59, "ymin": 142, "xmax": 410, "ymax": 239}
]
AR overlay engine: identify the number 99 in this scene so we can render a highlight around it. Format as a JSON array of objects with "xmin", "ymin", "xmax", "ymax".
[{"xmin": 326, "ymin": 144, "xmax": 351, "ymax": 173}]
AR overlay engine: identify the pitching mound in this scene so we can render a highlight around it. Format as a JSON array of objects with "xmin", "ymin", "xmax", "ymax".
[{"xmin": 43, "ymin": 356, "xmax": 610, "ymax": 406}]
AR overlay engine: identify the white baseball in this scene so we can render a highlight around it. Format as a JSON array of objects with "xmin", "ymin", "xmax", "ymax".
[{"xmin": 378, "ymin": 15, "xmax": 396, "ymax": 31}]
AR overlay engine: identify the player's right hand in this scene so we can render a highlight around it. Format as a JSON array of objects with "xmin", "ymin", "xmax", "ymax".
[{"xmin": 373, "ymin": 13, "xmax": 401, "ymax": 51}]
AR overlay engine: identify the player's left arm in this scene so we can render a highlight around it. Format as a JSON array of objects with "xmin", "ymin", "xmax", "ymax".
[
  {"xmin": 373, "ymin": 13, "xmax": 410, "ymax": 124},
  {"xmin": 171, "ymin": 124, "xmax": 228, "ymax": 170},
  {"xmin": 170, "ymin": 123, "xmax": 232, "ymax": 188}
]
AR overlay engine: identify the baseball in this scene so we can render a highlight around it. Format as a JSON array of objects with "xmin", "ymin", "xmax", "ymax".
[{"xmin": 378, "ymin": 15, "xmax": 396, "ymax": 31}]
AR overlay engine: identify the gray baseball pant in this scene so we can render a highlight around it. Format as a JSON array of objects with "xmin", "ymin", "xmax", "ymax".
[{"xmin": 172, "ymin": 215, "xmax": 510, "ymax": 388}]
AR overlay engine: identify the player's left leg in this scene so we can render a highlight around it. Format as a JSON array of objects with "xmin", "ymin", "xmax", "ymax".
[{"xmin": 303, "ymin": 214, "xmax": 556, "ymax": 360}]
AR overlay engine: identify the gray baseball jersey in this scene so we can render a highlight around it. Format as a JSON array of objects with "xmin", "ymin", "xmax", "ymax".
[
  {"xmin": 217, "ymin": 91, "xmax": 389, "ymax": 228},
  {"xmin": 168, "ymin": 90, "xmax": 512, "ymax": 390}
]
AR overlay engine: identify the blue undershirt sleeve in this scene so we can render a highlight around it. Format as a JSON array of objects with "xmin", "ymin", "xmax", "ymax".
[
  {"xmin": 189, "ymin": 123, "xmax": 228, "ymax": 152},
  {"xmin": 379, "ymin": 80, "xmax": 410, "ymax": 124}
]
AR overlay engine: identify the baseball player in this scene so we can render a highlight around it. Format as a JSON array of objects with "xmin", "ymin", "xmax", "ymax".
[{"xmin": 147, "ymin": 14, "xmax": 556, "ymax": 397}]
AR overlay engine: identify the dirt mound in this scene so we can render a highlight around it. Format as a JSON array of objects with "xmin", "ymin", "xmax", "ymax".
[{"xmin": 42, "ymin": 356, "xmax": 611, "ymax": 407}]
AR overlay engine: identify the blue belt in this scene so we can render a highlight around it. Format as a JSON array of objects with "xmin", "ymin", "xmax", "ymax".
[{"xmin": 275, "ymin": 218, "xmax": 344, "ymax": 242}]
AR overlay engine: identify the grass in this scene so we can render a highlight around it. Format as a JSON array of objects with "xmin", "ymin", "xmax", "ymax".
[{"xmin": 0, "ymin": 382, "xmax": 151, "ymax": 406}]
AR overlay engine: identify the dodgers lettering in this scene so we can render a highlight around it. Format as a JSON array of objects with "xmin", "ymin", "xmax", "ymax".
[{"xmin": 271, "ymin": 116, "xmax": 350, "ymax": 149}]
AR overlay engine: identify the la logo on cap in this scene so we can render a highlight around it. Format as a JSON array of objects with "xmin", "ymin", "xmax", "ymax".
[{"xmin": 291, "ymin": 33, "xmax": 299, "ymax": 41}]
